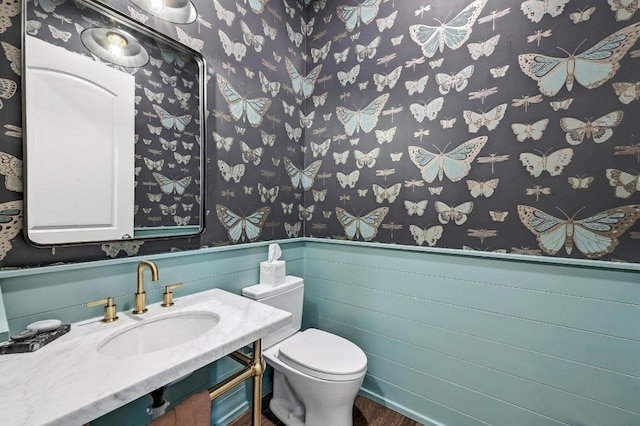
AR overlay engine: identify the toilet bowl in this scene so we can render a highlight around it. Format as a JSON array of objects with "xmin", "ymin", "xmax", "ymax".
[{"xmin": 243, "ymin": 277, "xmax": 367, "ymax": 426}]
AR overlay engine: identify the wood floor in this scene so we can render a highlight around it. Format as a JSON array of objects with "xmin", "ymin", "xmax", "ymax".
[{"xmin": 229, "ymin": 395, "xmax": 422, "ymax": 426}]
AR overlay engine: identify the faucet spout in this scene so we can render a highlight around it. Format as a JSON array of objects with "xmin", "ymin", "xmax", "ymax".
[{"xmin": 134, "ymin": 260, "xmax": 159, "ymax": 314}]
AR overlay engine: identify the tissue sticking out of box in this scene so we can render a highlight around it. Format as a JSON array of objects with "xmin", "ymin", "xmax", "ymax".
[
  {"xmin": 260, "ymin": 243, "xmax": 286, "ymax": 286},
  {"xmin": 268, "ymin": 243, "xmax": 282, "ymax": 262}
]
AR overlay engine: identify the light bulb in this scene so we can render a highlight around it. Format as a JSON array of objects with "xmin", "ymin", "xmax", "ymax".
[
  {"xmin": 148, "ymin": 0, "xmax": 165, "ymax": 14},
  {"xmin": 108, "ymin": 43, "xmax": 123, "ymax": 59},
  {"xmin": 106, "ymin": 32, "xmax": 127, "ymax": 60}
]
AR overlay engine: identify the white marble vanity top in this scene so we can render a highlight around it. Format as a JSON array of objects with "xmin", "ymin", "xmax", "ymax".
[{"xmin": 0, "ymin": 288, "xmax": 291, "ymax": 426}]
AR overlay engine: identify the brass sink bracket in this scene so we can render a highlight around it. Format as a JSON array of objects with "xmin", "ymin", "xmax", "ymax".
[{"xmin": 208, "ymin": 339, "xmax": 264, "ymax": 426}]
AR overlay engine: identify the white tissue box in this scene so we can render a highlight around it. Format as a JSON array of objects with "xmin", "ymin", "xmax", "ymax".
[{"xmin": 260, "ymin": 260, "xmax": 286, "ymax": 286}]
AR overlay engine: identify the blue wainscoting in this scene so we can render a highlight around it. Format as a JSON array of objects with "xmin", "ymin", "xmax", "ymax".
[
  {"xmin": 1, "ymin": 239, "xmax": 639, "ymax": 426},
  {"xmin": 303, "ymin": 240, "xmax": 640, "ymax": 426}
]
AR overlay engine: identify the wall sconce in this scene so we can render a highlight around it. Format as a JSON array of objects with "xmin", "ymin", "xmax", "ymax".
[
  {"xmin": 129, "ymin": 0, "xmax": 197, "ymax": 24},
  {"xmin": 81, "ymin": 28, "xmax": 149, "ymax": 68}
]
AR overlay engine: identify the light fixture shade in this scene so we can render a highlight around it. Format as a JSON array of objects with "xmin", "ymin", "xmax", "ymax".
[
  {"xmin": 129, "ymin": 0, "xmax": 197, "ymax": 24},
  {"xmin": 81, "ymin": 27, "xmax": 149, "ymax": 68}
]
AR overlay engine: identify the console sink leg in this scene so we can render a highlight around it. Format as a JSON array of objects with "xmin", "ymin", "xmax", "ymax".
[{"xmin": 252, "ymin": 339, "xmax": 263, "ymax": 426}]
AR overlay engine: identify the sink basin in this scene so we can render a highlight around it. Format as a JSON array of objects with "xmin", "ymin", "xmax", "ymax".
[{"xmin": 97, "ymin": 311, "xmax": 220, "ymax": 357}]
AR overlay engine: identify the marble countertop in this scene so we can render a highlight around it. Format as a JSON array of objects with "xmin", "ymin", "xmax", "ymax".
[{"xmin": 0, "ymin": 288, "xmax": 291, "ymax": 426}]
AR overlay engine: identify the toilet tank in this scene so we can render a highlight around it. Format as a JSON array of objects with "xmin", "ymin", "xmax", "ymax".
[{"xmin": 242, "ymin": 276, "xmax": 303, "ymax": 348}]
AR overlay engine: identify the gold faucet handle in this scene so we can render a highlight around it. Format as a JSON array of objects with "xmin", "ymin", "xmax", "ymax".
[
  {"xmin": 87, "ymin": 297, "xmax": 119, "ymax": 323},
  {"xmin": 162, "ymin": 283, "xmax": 183, "ymax": 307}
]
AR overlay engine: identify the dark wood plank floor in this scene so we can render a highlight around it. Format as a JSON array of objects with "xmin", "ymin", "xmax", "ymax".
[{"xmin": 229, "ymin": 395, "xmax": 422, "ymax": 426}]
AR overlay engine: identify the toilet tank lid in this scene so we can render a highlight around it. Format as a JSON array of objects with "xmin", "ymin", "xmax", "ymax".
[
  {"xmin": 242, "ymin": 276, "xmax": 303, "ymax": 299},
  {"xmin": 278, "ymin": 328, "xmax": 367, "ymax": 380}
]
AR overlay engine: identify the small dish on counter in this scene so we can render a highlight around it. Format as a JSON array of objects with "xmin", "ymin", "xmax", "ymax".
[{"xmin": 26, "ymin": 319, "xmax": 63, "ymax": 332}]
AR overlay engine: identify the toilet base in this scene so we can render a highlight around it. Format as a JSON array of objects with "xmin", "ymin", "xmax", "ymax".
[
  {"xmin": 269, "ymin": 368, "xmax": 358, "ymax": 426},
  {"xmin": 270, "ymin": 396, "xmax": 355, "ymax": 426},
  {"xmin": 270, "ymin": 398, "xmax": 304, "ymax": 426}
]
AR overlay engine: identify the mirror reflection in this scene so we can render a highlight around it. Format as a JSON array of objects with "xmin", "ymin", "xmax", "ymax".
[
  {"xmin": 23, "ymin": 0, "xmax": 205, "ymax": 243},
  {"xmin": 129, "ymin": 0, "xmax": 197, "ymax": 24}
]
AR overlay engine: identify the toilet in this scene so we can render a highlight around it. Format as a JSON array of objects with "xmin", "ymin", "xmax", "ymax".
[{"xmin": 242, "ymin": 276, "xmax": 367, "ymax": 426}]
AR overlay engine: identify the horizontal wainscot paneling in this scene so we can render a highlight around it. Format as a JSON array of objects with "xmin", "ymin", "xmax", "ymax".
[
  {"xmin": 303, "ymin": 241, "xmax": 640, "ymax": 426},
  {"xmin": 0, "ymin": 241, "xmax": 304, "ymax": 333},
  {"xmin": 3, "ymin": 239, "xmax": 638, "ymax": 426}
]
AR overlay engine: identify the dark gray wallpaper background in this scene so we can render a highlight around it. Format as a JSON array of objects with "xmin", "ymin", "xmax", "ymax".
[
  {"xmin": 302, "ymin": 0, "xmax": 640, "ymax": 262},
  {"xmin": 0, "ymin": 0, "xmax": 639, "ymax": 268}
]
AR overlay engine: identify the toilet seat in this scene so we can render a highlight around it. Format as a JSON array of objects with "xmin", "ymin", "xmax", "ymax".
[{"xmin": 277, "ymin": 328, "xmax": 367, "ymax": 381}]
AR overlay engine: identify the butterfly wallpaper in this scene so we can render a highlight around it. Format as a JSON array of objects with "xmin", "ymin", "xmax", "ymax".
[
  {"xmin": 299, "ymin": 0, "xmax": 640, "ymax": 262},
  {"xmin": 0, "ymin": 0, "xmax": 306, "ymax": 266},
  {"xmin": 0, "ymin": 0, "xmax": 639, "ymax": 267}
]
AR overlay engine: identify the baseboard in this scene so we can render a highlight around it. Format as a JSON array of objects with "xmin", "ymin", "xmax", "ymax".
[{"xmin": 359, "ymin": 387, "xmax": 444, "ymax": 426}]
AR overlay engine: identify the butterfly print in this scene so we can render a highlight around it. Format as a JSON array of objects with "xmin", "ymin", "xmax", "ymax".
[{"xmin": 518, "ymin": 205, "xmax": 640, "ymax": 258}]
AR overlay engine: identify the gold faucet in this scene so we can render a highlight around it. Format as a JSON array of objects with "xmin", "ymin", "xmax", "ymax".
[{"xmin": 133, "ymin": 260, "xmax": 159, "ymax": 314}]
